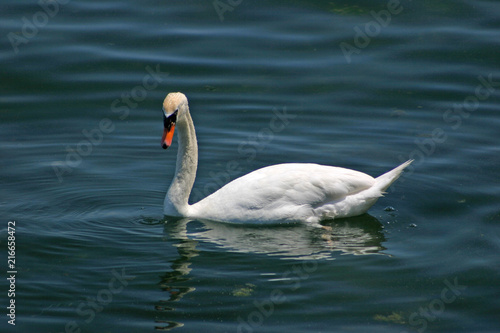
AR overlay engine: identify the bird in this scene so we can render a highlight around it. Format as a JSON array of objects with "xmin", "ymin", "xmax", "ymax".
[{"xmin": 160, "ymin": 92, "xmax": 412, "ymax": 225}]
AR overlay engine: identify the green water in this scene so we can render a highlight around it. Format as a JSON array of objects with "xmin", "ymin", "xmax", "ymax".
[{"xmin": 1, "ymin": 0, "xmax": 499, "ymax": 332}]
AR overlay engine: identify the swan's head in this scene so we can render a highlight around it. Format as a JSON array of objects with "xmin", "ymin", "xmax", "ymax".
[{"xmin": 161, "ymin": 92, "xmax": 188, "ymax": 149}]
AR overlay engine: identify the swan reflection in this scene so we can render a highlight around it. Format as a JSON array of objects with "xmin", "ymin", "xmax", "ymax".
[
  {"xmin": 153, "ymin": 219, "xmax": 199, "ymax": 331},
  {"xmin": 164, "ymin": 214, "xmax": 387, "ymax": 260},
  {"xmin": 155, "ymin": 215, "xmax": 386, "ymax": 330}
]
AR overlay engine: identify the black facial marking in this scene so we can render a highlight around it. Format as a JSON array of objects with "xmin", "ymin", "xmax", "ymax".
[{"xmin": 164, "ymin": 110, "xmax": 178, "ymax": 129}]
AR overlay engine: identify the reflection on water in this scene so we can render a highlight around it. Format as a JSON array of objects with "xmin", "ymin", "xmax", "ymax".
[
  {"xmin": 165, "ymin": 215, "xmax": 387, "ymax": 260},
  {"xmin": 321, "ymin": 215, "xmax": 388, "ymax": 256},
  {"xmin": 153, "ymin": 220, "xmax": 199, "ymax": 330},
  {"xmin": 156, "ymin": 215, "xmax": 387, "ymax": 329}
]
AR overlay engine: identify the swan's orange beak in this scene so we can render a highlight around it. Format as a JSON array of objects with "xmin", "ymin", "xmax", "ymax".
[
  {"xmin": 162, "ymin": 124, "xmax": 175, "ymax": 149},
  {"xmin": 162, "ymin": 111, "xmax": 177, "ymax": 149}
]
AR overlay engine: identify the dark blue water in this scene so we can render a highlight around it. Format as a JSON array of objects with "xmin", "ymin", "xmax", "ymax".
[{"xmin": 1, "ymin": 0, "xmax": 499, "ymax": 332}]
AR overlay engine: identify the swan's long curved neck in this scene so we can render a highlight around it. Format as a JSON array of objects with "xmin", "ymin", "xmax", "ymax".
[{"xmin": 164, "ymin": 110, "xmax": 198, "ymax": 216}]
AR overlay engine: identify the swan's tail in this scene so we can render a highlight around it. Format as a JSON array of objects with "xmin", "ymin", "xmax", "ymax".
[{"xmin": 374, "ymin": 160, "xmax": 413, "ymax": 193}]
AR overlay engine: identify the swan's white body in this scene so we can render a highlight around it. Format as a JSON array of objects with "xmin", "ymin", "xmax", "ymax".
[{"xmin": 161, "ymin": 92, "xmax": 412, "ymax": 224}]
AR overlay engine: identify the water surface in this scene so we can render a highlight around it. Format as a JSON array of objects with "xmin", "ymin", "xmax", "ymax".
[{"xmin": 1, "ymin": 0, "xmax": 499, "ymax": 332}]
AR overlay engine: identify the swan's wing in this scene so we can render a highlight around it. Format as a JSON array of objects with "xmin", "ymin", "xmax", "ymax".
[
  {"xmin": 277, "ymin": 163, "xmax": 375, "ymax": 205},
  {"xmin": 191, "ymin": 163, "xmax": 375, "ymax": 222}
]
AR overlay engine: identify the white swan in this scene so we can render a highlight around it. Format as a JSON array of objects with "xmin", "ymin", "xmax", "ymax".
[{"xmin": 161, "ymin": 92, "xmax": 412, "ymax": 224}]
